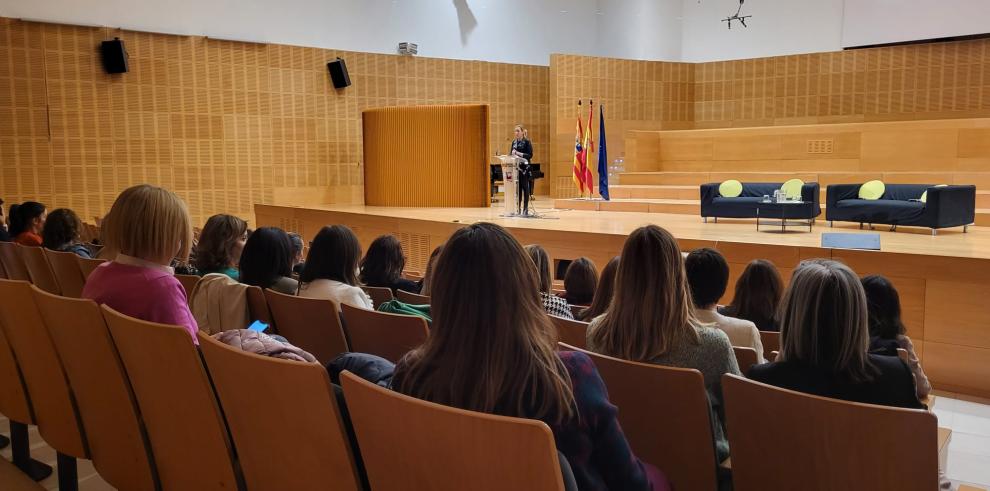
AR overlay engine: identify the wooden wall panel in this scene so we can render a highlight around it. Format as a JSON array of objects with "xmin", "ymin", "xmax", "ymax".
[
  {"xmin": 0, "ymin": 17, "xmax": 548, "ymax": 225},
  {"xmin": 363, "ymin": 105, "xmax": 488, "ymax": 207}
]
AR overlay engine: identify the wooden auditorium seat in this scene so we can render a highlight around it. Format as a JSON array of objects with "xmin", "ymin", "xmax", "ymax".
[
  {"xmin": 340, "ymin": 371, "xmax": 568, "ymax": 491},
  {"xmin": 77, "ymin": 257, "xmax": 106, "ymax": 280},
  {"xmin": 43, "ymin": 249, "xmax": 87, "ymax": 298},
  {"xmin": 759, "ymin": 330, "xmax": 780, "ymax": 355},
  {"xmin": 263, "ymin": 289, "xmax": 349, "ymax": 364},
  {"xmin": 18, "ymin": 246, "xmax": 61, "ymax": 295},
  {"xmin": 101, "ymin": 306, "xmax": 241, "ymax": 490},
  {"xmin": 0, "ymin": 281, "xmax": 88, "ymax": 488},
  {"xmin": 197, "ymin": 333, "xmax": 362, "ymax": 490},
  {"xmin": 0, "ymin": 458, "xmax": 44, "ymax": 491},
  {"xmin": 722, "ymin": 373, "xmax": 939, "ymax": 491},
  {"xmin": 396, "ymin": 289, "xmax": 430, "ymax": 305},
  {"xmin": 564, "ymin": 345, "xmax": 720, "ymax": 491},
  {"xmin": 551, "ymin": 315, "xmax": 589, "ymax": 350},
  {"xmin": 245, "ymin": 285, "xmax": 275, "ymax": 329},
  {"xmin": 0, "ymin": 242, "xmax": 31, "ymax": 281},
  {"xmin": 173, "ymin": 274, "xmax": 200, "ymax": 299},
  {"xmin": 732, "ymin": 346, "xmax": 759, "ymax": 374},
  {"xmin": 32, "ymin": 289, "xmax": 159, "ymax": 491},
  {"xmin": 340, "ymin": 303, "xmax": 429, "ymax": 363},
  {"xmin": 361, "ymin": 286, "xmax": 394, "ymax": 308}
]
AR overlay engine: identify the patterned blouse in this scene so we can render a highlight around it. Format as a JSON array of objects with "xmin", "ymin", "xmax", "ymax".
[{"xmin": 542, "ymin": 292, "xmax": 575, "ymax": 319}]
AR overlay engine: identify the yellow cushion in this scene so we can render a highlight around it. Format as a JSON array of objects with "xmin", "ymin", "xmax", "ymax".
[
  {"xmin": 780, "ymin": 179, "xmax": 804, "ymax": 200},
  {"xmin": 858, "ymin": 180, "xmax": 885, "ymax": 200},
  {"xmin": 719, "ymin": 180, "xmax": 743, "ymax": 198},
  {"xmin": 920, "ymin": 184, "xmax": 948, "ymax": 203}
]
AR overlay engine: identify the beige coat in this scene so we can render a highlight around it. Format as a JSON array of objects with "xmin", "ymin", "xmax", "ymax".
[{"xmin": 190, "ymin": 273, "xmax": 249, "ymax": 335}]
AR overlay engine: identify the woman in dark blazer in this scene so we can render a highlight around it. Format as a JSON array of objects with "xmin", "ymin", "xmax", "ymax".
[{"xmin": 511, "ymin": 124, "xmax": 534, "ymax": 216}]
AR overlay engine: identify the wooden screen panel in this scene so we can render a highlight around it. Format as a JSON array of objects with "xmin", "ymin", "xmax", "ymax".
[{"xmin": 363, "ymin": 105, "xmax": 489, "ymax": 207}]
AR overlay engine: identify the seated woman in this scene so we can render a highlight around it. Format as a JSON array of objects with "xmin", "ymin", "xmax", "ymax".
[
  {"xmin": 239, "ymin": 227, "xmax": 298, "ymax": 295},
  {"xmin": 359, "ymin": 234, "xmax": 420, "ymax": 294},
  {"xmin": 685, "ymin": 248, "xmax": 764, "ymax": 362},
  {"xmin": 42, "ymin": 208, "xmax": 92, "ymax": 258},
  {"xmin": 861, "ymin": 274, "xmax": 932, "ymax": 400},
  {"xmin": 82, "ymin": 184, "xmax": 199, "ymax": 344},
  {"xmin": 563, "ymin": 257, "xmax": 597, "ymax": 306},
  {"xmin": 192, "ymin": 214, "xmax": 248, "ymax": 280},
  {"xmin": 417, "ymin": 245, "xmax": 443, "ymax": 296},
  {"xmin": 524, "ymin": 244, "xmax": 574, "ymax": 319},
  {"xmin": 287, "ymin": 232, "xmax": 305, "ymax": 276},
  {"xmin": 586, "ymin": 225, "xmax": 739, "ymax": 461},
  {"xmin": 719, "ymin": 259, "xmax": 784, "ymax": 332},
  {"xmin": 577, "ymin": 256, "xmax": 618, "ymax": 322},
  {"xmin": 747, "ymin": 260, "xmax": 923, "ymax": 409},
  {"xmin": 297, "ymin": 225, "xmax": 373, "ymax": 311},
  {"xmin": 9, "ymin": 201, "xmax": 46, "ymax": 246},
  {"xmin": 392, "ymin": 222, "xmax": 669, "ymax": 491}
]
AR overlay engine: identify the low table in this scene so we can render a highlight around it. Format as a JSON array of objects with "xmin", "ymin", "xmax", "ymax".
[{"xmin": 756, "ymin": 201, "xmax": 814, "ymax": 232}]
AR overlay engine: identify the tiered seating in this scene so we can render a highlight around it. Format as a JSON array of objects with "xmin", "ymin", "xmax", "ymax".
[
  {"xmin": 340, "ymin": 303, "xmax": 429, "ymax": 363},
  {"xmin": 264, "ymin": 289, "xmax": 349, "ymax": 363}
]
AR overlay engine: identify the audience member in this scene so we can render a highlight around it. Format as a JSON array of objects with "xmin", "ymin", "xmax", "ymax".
[
  {"xmin": 685, "ymin": 248, "xmax": 764, "ymax": 362},
  {"xmin": 861, "ymin": 274, "xmax": 931, "ymax": 400},
  {"xmin": 524, "ymin": 244, "xmax": 574, "ymax": 319},
  {"xmin": 748, "ymin": 260, "xmax": 923, "ymax": 409},
  {"xmin": 719, "ymin": 259, "xmax": 783, "ymax": 332},
  {"xmin": 577, "ymin": 256, "xmax": 618, "ymax": 322},
  {"xmin": 586, "ymin": 225, "xmax": 739, "ymax": 461},
  {"xmin": 238, "ymin": 226, "xmax": 298, "ymax": 295},
  {"xmin": 297, "ymin": 225, "xmax": 373, "ymax": 310},
  {"xmin": 9, "ymin": 201, "xmax": 46, "ymax": 246},
  {"xmin": 392, "ymin": 222, "xmax": 669, "ymax": 491},
  {"xmin": 287, "ymin": 232, "xmax": 305, "ymax": 275},
  {"xmin": 81, "ymin": 184, "xmax": 199, "ymax": 344},
  {"xmin": 193, "ymin": 214, "xmax": 248, "ymax": 280},
  {"xmin": 418, "ymin": 245, "xmax": 443, "ymax": 296},
  {"xmin": 563, "ymin": 257, "xmax": 597, "ymax": 306},
  {"xmin": 359, "ymin": 234, "xmax": 420, "ymax": 294},
  {"xmin": 42, "ymin": 208, "xmax": 92, "ymax": 258}
]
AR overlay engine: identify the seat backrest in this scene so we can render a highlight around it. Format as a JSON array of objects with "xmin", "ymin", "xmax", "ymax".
[
  {"xmin": 551, "ymin": 315, "xmax": 589, "ymax": 350},
  {"xmin": 340, "ymin": 371, "xmax": 565, "ymax": 491},
  {"xmin": 32, "ymin": 289, "xmax": 157, "ymax": 491},
  {"xmin": 574, "ymin": 346, "xmax": 718, "ymax": 491},
  {"xmin": 101, "ymin": 306, "xmax": 240, "ymax": 490},
  {"xmin": 19, "ymin": 246, "xmax": 61, "ymax": 294},
  {"xmin": 245, "ymin": 285, "xmax": 275, "ymax": 328},
  {"xmin": 78, "ymin": 257, "xmax": 107, "ymax": 281},
  {"xmin": 361, "ymin": 286, "xmax": 394, "ymax": 308},
  {"xmin": 759, "ymin": 330, "xmax": 779, "ymax": 355},
  {"xmin": 0, "ymin": 242, "xmax": 31, "ymax": 281},
  {"xmin": 0, "ymin": 298, "xmax": 32, "ymax": 425},
  {"xmin": 198, "ymin": 333, "xmax": 361, "ymax": 491},
  {"xmin": 733, "ymin": 346, "xmax": 759, "ymax": 373},
  {"xmin": 396, "ymin": 289, "xmax": 430, "ymax": 305},
  {"xmin": 174, "ymin": 274, "xmax": 200, "ymax": 299},
  {"xmin": 263, "ymin": 289, "xmax": 349, "ymax": 364},
  {"xmin": 722, "ymin": 374, "xmax": 938, "ymax": 491},
  {"xmin": 0, "ymin": 280, "xmax": 87, "ymax": 458},
  {"xmin": 44, "ymin": 249, "xmax": 87, "ymax": 298},
  {"xmin": 340, "ymin": 303, "xmax": 429, "ymax": 363}
]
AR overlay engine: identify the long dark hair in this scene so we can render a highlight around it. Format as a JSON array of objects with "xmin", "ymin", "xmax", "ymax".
[
  {"xmin": 578, "ymin": 256, "xmax": 618, "ymax": 321},
  {"xmin": 42, "ymin": 208, "xmax": 82, "ymax": 250},
  {"xmin": 563, "ymin": 257, "xmax": 597, "ymax": 306},
  {"xmin": 239, "ymin": 227, "xmax": 293, "ymax": 289},
  {"xmin": 359, "ymin": 235, "xmax": 406, "ymax": 287},
  {"xmin": 193, "ymin": 214, "xmax": 248, "ymax": 272},
  {"xmin": 723, "ymin": 259, "xmax": 784, "ymax": 331},
  {"xmin": 299, "ymin": 225, "xmax": 361, "ymax": 286},
  {"xmin": 9, "ymin": 201, "xmax": 45, "ymax": 237},
  {"xmin": 861, "ymin": 275, "xmax": 906, "ymax": 340},
  {"xmin": 392, "ymin": 223, "xmax": 575, "ymax": 424}
]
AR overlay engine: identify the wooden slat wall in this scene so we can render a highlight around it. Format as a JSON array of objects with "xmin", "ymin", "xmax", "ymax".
[
  {"xmin": 0, "ymin": 17, "xmax": 548, "ymax": 225},
  {"xmin": 363, "ymin": 105, "xmax": 489, "ymax": 207}
]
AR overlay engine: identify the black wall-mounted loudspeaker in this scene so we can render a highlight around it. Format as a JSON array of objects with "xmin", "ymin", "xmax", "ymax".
[
  {"xmin": 327, "ymin": 57, "xmax": 351, "ymax": 89},
  {"xmin": 100, "ymin": 38, "xmax": 129, "ymax": 74}
]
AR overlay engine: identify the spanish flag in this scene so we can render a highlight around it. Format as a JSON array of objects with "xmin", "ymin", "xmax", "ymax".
[
  {"xmin": 582, "ymin": 100, "xmax": 595, "ymax": 196},
  {"xmin": 572, "ymin": 101, "xmax": 586, "ymax": 194}
]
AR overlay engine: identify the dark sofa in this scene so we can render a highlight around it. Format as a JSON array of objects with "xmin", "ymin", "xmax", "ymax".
[
  {"xmin": 700, "ymin": 182, "xmax": 822, "ymax": 221},
  {"xmin": 825, "ymin": 183, "xmax": 975, "ymax": 234}
]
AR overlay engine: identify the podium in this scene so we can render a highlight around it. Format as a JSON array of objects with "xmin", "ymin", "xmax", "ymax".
[{"xmin": 494, "ymin": 154, "xmax": 524, "ymax": 216}]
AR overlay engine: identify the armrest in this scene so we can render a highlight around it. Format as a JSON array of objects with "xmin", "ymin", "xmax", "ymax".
[
  {"xmin": 926, "ymin": 185, "xmax": 976, "ymax": 226},
  {"xmin": 826, "ymin": 184, "xmax": 860, "ymax": 206},
  {"xmin": 801, "ymin": 182, "xmax": 820, "ymax": 208},
  {"xmin": 700, "ymin": 183, "xmax": 719, "ymax": 205}
]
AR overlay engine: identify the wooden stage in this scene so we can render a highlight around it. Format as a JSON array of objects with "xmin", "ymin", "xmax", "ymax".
[{"xmin": 256, "ymin": 200, "xmax": 990, "ymax": 399}]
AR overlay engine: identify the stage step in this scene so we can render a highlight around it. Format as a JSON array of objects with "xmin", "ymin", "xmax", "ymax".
[
  {"xmin": 612, "ymin": 185, "xmax": 990, "ymax": 208},
  {"xmin": 618, "ymin": 171, "xmax": 990, "ymax": 188}
]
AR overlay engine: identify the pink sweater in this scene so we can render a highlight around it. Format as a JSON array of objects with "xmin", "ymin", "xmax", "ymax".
[{"xmin": 82, "ymin": 261, "xmax": 200, "ymax": 345}]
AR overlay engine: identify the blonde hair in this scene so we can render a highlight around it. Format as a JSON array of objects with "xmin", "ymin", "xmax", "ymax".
[
  {"xmin": 778, "ymin": 259, "xmax": 876, "ymax": 382},
  {"xmin": 101, "ymin": 184, "xmax": 193, "ymax": 264},
  {"xmin": 514, "ymin": 124, "xmax": 529, "ymax": 140},
  {"xmin": 588, "ymin": 225, "xmax": 701, "ymax": 361}
]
